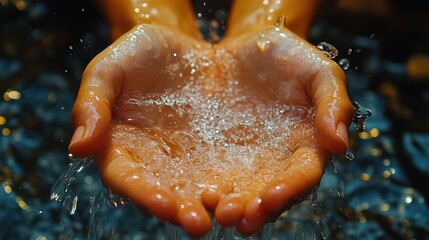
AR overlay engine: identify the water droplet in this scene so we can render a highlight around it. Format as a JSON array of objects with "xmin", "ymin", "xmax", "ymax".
[
  {"xmin": 337, "ymin": 181, "xmax": 344, "ymax": 198},
  {"xmin": 317, "ymin": 42, "xmax": 338, "ymax": 59},
  {"xmin": 207, "ymin": 20, "xmax": 221, "ymax": 43},
  {"xmin": 311, "ymin": 187, "xmax": 319, "ymax": 210},
  {"xmin": 338, "ymin": 58, "xmax": 350, "ymax": 70},
  {"xmin": 69, "ymin": 45, "xmax": 73, "ymax": 50},
  {"xmin": 330, "ymin": 158, "xmax": 338, "ymax": 174},
  {"xmin": 109, "ymin": 191, "xmax": 126, "ymax": 207},
  {"xmin": 275, "ymin": 15, "xmax": 287, "ymax": 28},
  {"xmin": 257, "ymin": 32, "xmax": 271, "ymax": 52},
  {"xmin": 69, "ymin": 196, "xmax": 78, "ymax": 215},
  {"xmin": 345, "ymin": 150, "xmax": 354, "ymax": 160},
  {"xmin": 352, "ymin": 101, "xmax": 372, "ymax": 132},
  {"xmin": 348, "ymin": 49, "xmax": 353, "ymax": 55}
]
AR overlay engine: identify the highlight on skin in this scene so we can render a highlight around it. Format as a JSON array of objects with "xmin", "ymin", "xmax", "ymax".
[{"xmin": 69, "ymin": 0, "xmax": 353, "ymax": 237}]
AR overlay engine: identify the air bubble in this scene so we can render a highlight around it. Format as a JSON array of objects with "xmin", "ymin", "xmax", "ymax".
[{"xmin": 317, "ymin": 42, "xmax": 338, "ymax": 59}]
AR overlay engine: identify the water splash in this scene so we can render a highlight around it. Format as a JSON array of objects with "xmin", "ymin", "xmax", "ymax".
[
  {"xmin": 352, "ymin": 101, "xmax": 372, "ymax": 132},
  {"xmin": 165, "ymin": 222, "xmax": 179, "ymax": 240},
  {"xmin": 87, "ymin": 194, "xmax": 105, "ymax": 240},
  {"xmin": 165, "ymin": 220, "xmax": 273, "ymax": 239},
  {"xmin": 316, "ymin": 42, "xmax": 338, "ymax": 59},
  {"xmin": 50, "ymin": 156, "xmax": 94, "ymax": 215}
]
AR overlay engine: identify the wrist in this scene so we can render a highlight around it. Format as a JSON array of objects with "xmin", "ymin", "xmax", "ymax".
[
  {"xmin": 101, "ymin": 0, "xmax": 200, "ymax": 40},
  {"xmin": 226, "ymin": 0, "xmax": 319, "ymax": 39}
]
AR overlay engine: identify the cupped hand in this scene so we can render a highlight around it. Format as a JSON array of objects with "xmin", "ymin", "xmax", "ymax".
[{"xmin": 69, "ymin": 24, "xmax": 353, "ymax": 237}]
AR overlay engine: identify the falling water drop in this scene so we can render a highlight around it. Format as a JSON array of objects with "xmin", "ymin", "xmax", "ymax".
[
  {"xmin": 109, "ymin": 190, "xmax": 126, "ymax": 207},
  {"xmin": 311, "ymin": 187, "xmax": 319, "ymax": 210},
  {"xmin": 330, "ymin": 158, "xmax": 338, "ymax": 174},
  {"xmin": 208, "ymin": 20, "xmax": 221, "ymax": 43},
  {"xmin": 338, "ymin": 58, "xmax": 350, "ymax": 70},
  {"xmin": 337, "ymin": 181, "xmax": 344, "ymax": 198},
  {"xmin": 352, "ymin": 101, "xmax": 372, "ymax": 132},
  {"xmin": 345, "ymin": 150, "xmax": 354, "ymax": 161},
  {"xmin": 69, "ymin": 196, "xmax": 78, "ymax": 215},
  {"xmin": 165, "ymin": 222, "xmax": 179, "ymax": 240},
  {"xmin": 317, "ymin": 42, "xmax": 338, "ymax": 59},
  {"xmin": 275, "ymin": 15, "xmax": 287, "ymax": 28}
]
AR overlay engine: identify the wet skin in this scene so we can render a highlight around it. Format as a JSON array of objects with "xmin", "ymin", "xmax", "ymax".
[{"xmin": 69, "ymin": 24, "xmax": 353, "ymax": 237}]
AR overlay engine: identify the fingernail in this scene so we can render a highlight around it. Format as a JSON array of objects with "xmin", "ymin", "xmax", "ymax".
[
  {"xmin": 336, "ymin": 122, "xmax": 349, "ymax": 149},
  {"xmin": 69, "ymin": 125, "xmax": 85, "ymax": 149}
]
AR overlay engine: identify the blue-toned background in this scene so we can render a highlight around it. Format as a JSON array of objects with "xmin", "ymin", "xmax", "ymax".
[{"xmin": 1, "ymin": 0, "xmax": 429, "ymax": 239}]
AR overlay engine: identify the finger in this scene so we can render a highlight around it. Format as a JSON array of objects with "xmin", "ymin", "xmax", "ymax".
[
  {"xmin": 68, "ymin": 58, "xmax": 123, "ymax": 157},
  {"xmin": 236, "ymin": 197, "xmax": 269, "ymax": 236},
  {"xmin": 176, "ymin": 197, "xmax": 212, "ymax": 238},
  {"xmin": 215, "ymin": 192, "xmax": 253, "ymax": 227},
  {"xmin": 260, "ymin": 146, "xmax": 328, "ymax": 213},
  {"xmin": 98, "ymin": 143, "xmax": 178, "ymax": 222},
  {"xmin": 311, "ymin": 63, "xmax": 354, "ymax": 153},
  {"xmin": 201, "ymin": 179, "xmax": 233, "ymax": 211}
]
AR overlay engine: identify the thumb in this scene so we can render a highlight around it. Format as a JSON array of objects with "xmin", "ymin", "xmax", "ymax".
[
  {"xmin": 69, "ymin": 61, "xmax": 123, "ymax": 157},
  {"xmin": 311, "ymin": 64, "xmax": 354, "ymax": 154}
]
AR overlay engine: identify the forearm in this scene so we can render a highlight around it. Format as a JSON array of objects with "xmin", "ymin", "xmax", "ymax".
[
  {"xmin": 226, "ymin": 0, "xmax": 331, "ymax": 38},
  {"xmin": 100, "ymin": 0, "xmax": 200, "ymax": 40}
]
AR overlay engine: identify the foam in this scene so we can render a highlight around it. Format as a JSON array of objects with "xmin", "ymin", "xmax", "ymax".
[{"xmin": 109, "ymin": 48, "xmax": 317, "ymax": 197}]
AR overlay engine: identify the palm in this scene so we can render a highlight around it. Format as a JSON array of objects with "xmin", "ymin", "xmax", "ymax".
[{"xmin": 70, "ymin": 25, "xmax": 353, "ymax": 237}]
